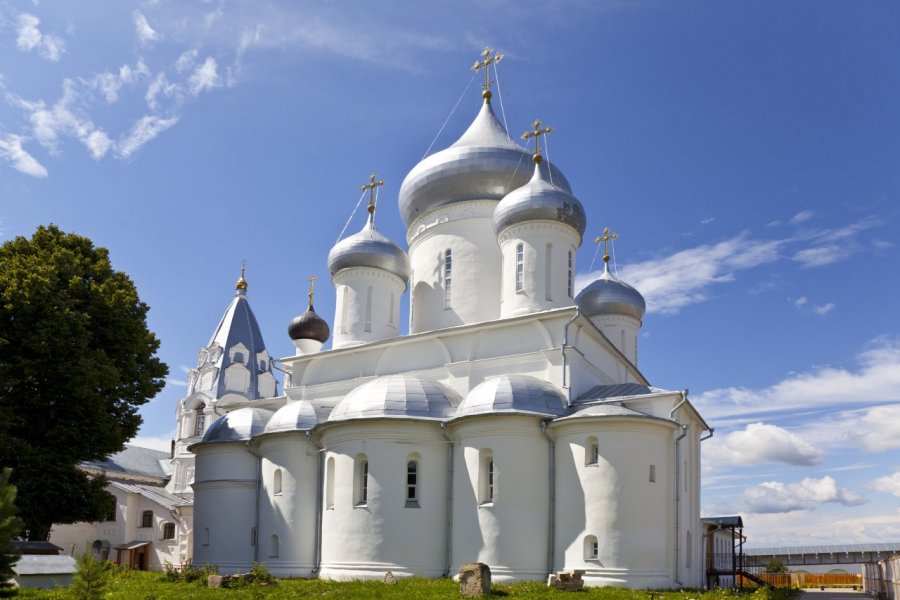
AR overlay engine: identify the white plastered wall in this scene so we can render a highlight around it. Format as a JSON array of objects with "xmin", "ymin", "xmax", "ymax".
[
  {"xmin": 407, "ymin": 202, "xmax": 500, "ymax": 333},
  {"xmin": 588, "ymin": 314, "xmax": 641, "ymax": 368},
  {"xmin": 332, "ymin": 268, "xmax": 405, "ymax": 349}
]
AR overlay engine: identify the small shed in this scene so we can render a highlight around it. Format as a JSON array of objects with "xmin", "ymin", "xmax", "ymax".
[{"xmin": 11, "ymin": 554, "xmax": 77, "ymax": 589}]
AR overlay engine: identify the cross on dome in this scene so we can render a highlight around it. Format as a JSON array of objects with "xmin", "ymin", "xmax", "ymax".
[
  {"xmin": 307, "ymin": 274, "xmax": 317, "ymax": 306},
  {"xmin": 361, "ymin": 172, "xmax": 384, "ymax": 221},
  {"xmin": 522, "ymin": 119, "xmax": 553, "ymax": 164},
  {"xmin": 471, "ymin": 47, "xmax": 503, "ymax": 101},
  {"xmin": 595, "ymin": 227, "xmax": 618, "ymax": 264},
  {"xmin": 236, "ymin": 259, "xmax": 248, "ymax": 292}
]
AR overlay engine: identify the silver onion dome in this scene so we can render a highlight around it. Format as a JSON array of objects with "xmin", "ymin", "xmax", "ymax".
[
  {"xmin": 328, "ymin": 373, "xmax": 460, "ymax": 422},
  {"xmin": 288, "ymin": 303, "xmax": 330, "ymax": 344},
  {"xmin": 493, "ymin": 162, "xmax": 586, "ymax": 239},
  {"xmin": 398, "ymin": 99, "xmax": 570, "ymax": 228},
  {"xmin": 264, "ymin": 400, "xmax": 319, "ymax": 433},
  {"xmin": 201, "ymin": 407, "xmax": 274, "ymax": 443},
  {"xmin": 455, "ymin": 374, "xmax": 567, "ymax": 418},
  {"xmin": 575, "ymin": 265, "xmax": 646, "ymax": 322},
  {"xmin": 327, "ymin": 221, "xmax": 411, "ymax": 286}
]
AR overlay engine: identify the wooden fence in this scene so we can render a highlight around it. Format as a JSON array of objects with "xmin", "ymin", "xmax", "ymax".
[{"xmin": 746, "ymin": 573, "xmax": 862, "ymax": 588}]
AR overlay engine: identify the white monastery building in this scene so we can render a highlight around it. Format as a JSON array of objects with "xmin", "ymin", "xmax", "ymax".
[{"xmin": 59, "ymin": 51, "xmax": 714, "ymax": 588}]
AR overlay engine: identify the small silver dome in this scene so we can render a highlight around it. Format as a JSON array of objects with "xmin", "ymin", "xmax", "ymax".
[
  {"xmin": 264, "ymin": 400, "xmax": 319, "ymax": 433},
  {"xmin": 455, "ymin": 374, "xmax": 567, "ymax": 418},
  {"xmin": 201, "ymin": 407, "xmax": 274, "ymax": 443},
  {"xmin": 493, "ymin": 162, "xmax": 586, "ymax": 239},
  {"xmin": 328, "ymin": 373, "xmax": 460, "ymax": 422},
  {"xmin": 327, "ymin": 221, "xmax": 411, "ymax": 286},
  {"xmin": 398, "ymin": 99, "xmax": 570, "ymax": 228},
  {"xmin": 288, "ymin": 304, "xmax": 330, "ymax": 343},
  {"xmin": 576, "ymin": 266, "xmax": 646, "ymax": 321}
]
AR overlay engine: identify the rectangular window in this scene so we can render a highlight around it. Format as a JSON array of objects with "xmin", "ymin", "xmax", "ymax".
[
  {"xmin": 355, "ymin": 457, "xmax": 369, "ymax": 506},
  {"xmin": 361, "ymin": 460, "xmax": 368, "ymax": 504},
  {"xmin": 141, "ymin": 510, "xmax": 153, "ymax": 528},
  {"xmin": 515, "ymin": 243, "xmax": 524, "ymax": 293},
  {"xmin": 567, "ymin": 250, "xmax": 574, "ymax": 298},
  {"xmin": 545, "ymin": 243, "xmax": 553, "ymax": 301},
  {"xmin": 478, "ymin": 450, "xmax": 494, "ymax": 505},
  {"xmin": 162, "ymin": 522, "xmax": 175, "ymax": 540},
  {"xmin": 389, "ymin": 292, "xmax": 395, "ymax": 326},
  {"xmin": 406, "ymin": 460, "xmax": 419, "ymax": 507},
  {"xmin": 340, "ymin": 287, "xmax": 348, "ymax": 334},
  {"xmin": 444, "ymin": 249, "xmax": 452, "ymax": 308},
  {"xmin": 649, "ymin": 464, "xmax": 656, "ymax": 482},
  {"xmin": 364, "ymin": 286, "xmax": 372, "ymax": 332}
]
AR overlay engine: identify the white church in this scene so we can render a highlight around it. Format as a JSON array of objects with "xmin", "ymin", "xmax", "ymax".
[{"xmin": 57, "ymin": 50, "xmax": 713, "ymax": 588}]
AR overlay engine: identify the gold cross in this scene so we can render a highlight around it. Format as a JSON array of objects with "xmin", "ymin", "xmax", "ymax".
[
  {"xmin": 471, "ymin": 47, "xmax": 503, "ymax": 98},
  {"xmin": 361, "ymin": 172, "xmax": 384, "ymax": 215},
  {"xmin": 522, "ymin": 119, "xmax": 553, "ymax": 163},
  {"xmin": 307, "ymin": 274, "xmax": 317, "ymax": 305},
  {"xmin": 236, "ymin": 259, "xmax": 248, "ymax": 291},
  {"xmin": 595, "ymin": 227, "xmax": 618, "ymax": 263}
]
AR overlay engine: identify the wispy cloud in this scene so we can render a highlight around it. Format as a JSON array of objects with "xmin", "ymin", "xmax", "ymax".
[
  {"xmin": 16, "ymin": 13, "xmax": 65, "ymax": 62},
  {"xmin": 790, "ymin": 210, "xmax": 815, "ymax": 224},
  {"xmin": 133, "ymin": 11, "xmax": 158, "ymax": 45},
  {"xmin": 0, "ymin": 133, "xmax": 48, "ymax": 177},
  {"xmin": 813, "ymin": 302, "xmax": 835, "ymax": 316},
  {"xmin": 741, "ymin": 476, "xmax": 865, "ymax": 514},
  {"xmin": 188, "ymin": 57, "xmax": 220, "ymax": 95},
  {"xmin": 116, "ymin": 115, "xmax": 178, "ymax": 159}
]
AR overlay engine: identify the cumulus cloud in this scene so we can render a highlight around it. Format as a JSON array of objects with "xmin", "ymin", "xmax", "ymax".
[
  {"xmin": 115, "ymin": 115, "xmax": 178, "ymax": 159},
  {"xmin": 16, "ymin": 13, "xmax": 65, "ymax": 62},
  {"xmin": 0, "ymin": 134, "xmax": 48, "ymax": 178},
  {"xmin": 706, "ymin": 422, "xmax": 823, "ymax": 467},
  {"xmin": 188, "ymin": 57, "xmax": 221, "ymax": 95},
  {"xmin": 133, "ymin": 11, "xmax": 158, "ymax": 44},
  {"xmin": 694, "ymin": 337, "xmax": 900, "ymax": 420},
  {"xmin": 871, "ymin": 472, "xmax": 900, "ymax": 498},
  {"xmin": 742, "ymin": 476, "xmax": 866, "ymax": 514}
]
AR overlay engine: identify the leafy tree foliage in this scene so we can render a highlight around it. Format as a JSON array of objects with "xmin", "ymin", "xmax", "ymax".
[
  {"xmin": 70, "ymin": 546, "xmax": 112, "ymax": 600},
  {"xmin": 0, "ymin": 468, "xmax": 23, "ymax": 591},
  {"xmin": 765, "ymin": 560, "xmax": 789, "ymax": 574},
  {"xmin": 0, "ymin": 225, "xmax": 168, "ymax": 540}
]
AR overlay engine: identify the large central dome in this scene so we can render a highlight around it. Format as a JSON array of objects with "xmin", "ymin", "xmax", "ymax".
[{"xmin": 398, "ymin": 99, "xmax": 570, "ymax": 229}]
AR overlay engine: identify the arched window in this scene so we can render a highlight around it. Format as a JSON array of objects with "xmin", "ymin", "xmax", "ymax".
[
  {"xmin": 141, "ymin": 510, "xmax": 153, "ymax": 528},
  {"xmin": 354, "ymin": 455, "xmax": 368, "ymax": 506},
  {"xmin": 443, "ymin": 248, "xmax": 452, "ymax": 308},
  {"xmin": 567, "ymin": 250, "xmax": 574, "ymax": 298},
  {"xmin": 325, "ymin": 457, "xmax": 335, "ymax": 509},
  {"xmin": 406, "ymin": 460, "xmax": 419, "ymax": 507},
  {"xmin": 478, "ymin": 449, "xmax": 494, "ymax": 505},
  {"xmin": 193, "ymin": 403, "xmax": 206, "ymax": 437},
  {"xmin": 585, "ymin": 436, "xmax": 599, "ymax": 466},
  {"xmin": 584, "ymin": 535, "xmax": 599, "ymax": 560},
  {"xmin": 273, "ymin": 468, "xmax": 283, "ymax": 496},
  {"xmin": 545, "ymin": 243, "xmax": 553, "ymax": 301},
  {"xmin": 162, "ymin": 522, "xmax": 175, "ymax": 540},
  {"xmin": 515, "ymin": 243, "xmax": 524, "ymax": 292},
  {"xmin": 270, "ymin": 534, "xmax": 279, "ymax": 558}
]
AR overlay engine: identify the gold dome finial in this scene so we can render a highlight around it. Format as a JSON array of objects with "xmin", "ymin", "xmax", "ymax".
[
  {"xmin": 361, "ymin": 172, "xmax": 384, "ymax": 223},
  {"xmin": 236, "ymin": 259, "xmax": 248, "ymax": 291},
  {"xmin": 595, "ymin": 227, "xmax": 619, "ymax": 266},
  {"xmin": 471, "ymin": 47, "xmax": 503, "ymax": 103},
  {"xmin": 307, "ymin": 274, "xmax": 318, "ymax": 308},
  {"xmin": 522, "ymin": 119, "xmax": 553, "ymax": 164}
]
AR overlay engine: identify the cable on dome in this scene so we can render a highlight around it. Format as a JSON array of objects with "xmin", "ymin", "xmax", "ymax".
[
  {"xmin": 588, "ymin": 241, "xmax": 602, "ymax": 273},
  {"xmin": 336, "ymin": 189, "xmax": 369, "ymax": 243},
  {"xmin": 543, "ymin": 134, "xmax": 555, "ymax": 186},
  {"xmin": 421, "ymin": 72, "xmax": 477, "ymax": 160},
  {"xmin": 611, "ymin": 240, "xmax": 619, "ymax": 277},
  {"xmin": 494, "ymin": 61, "xmax": 510, "ymax": 140},
  {"xmin": 503, "ymin": 147, "xmax": 527, "ymax": 194}
]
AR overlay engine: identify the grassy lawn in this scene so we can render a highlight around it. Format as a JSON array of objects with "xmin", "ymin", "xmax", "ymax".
[{"xmin": 13, "ymin": 569, "xmax": 804, "ymax": 600}]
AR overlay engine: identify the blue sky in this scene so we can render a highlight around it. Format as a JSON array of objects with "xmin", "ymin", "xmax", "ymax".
[{"xmin": 2, "ymin": 1, "xmax": 898, "ymax": 547}]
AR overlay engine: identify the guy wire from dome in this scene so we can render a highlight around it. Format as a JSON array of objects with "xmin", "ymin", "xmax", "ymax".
[{"xmin": 575, "ymin": 228, "xmax": 646, "ymax": 321}]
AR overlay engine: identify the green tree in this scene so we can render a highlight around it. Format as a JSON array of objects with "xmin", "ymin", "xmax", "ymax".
[
  {"xmin": 0, "ymin": 225, "xmax": 168, "ymax": 540},
  {"xmin": 70, "ymin": 546, "xmax": 112, "ymax": 600},
  {"xmin": 765, "ymin": 560, "xmax": 788, "ymax": 574},
  {"xmin": 0, "ymin": 468, "xmax": 24, "ymax": 591}
]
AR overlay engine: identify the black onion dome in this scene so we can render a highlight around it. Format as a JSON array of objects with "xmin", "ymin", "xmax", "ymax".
[{"xmin": 288, "ymin": 304, "xmax": 331, "ymax": 343}]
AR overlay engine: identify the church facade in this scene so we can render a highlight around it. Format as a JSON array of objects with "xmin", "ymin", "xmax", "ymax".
[{"xmin": 175, "ymin": 53, "xmax": 711, "ymax": 588}]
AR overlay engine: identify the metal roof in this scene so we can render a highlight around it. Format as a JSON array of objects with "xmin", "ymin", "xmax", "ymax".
[
  {"xmin": 201, "ymin": 407, "xmax": 274, "ymax": 443},
  {"xmin": 13, "ymin": 555, "xmax": 77, "ymax": 575},
  {"xmin": 701, "ymin": 516, "xmax": 744, "ymax": 528},
  {"xmin": 575, "ymin": 265, "xmax": 646, "ymax": 321},
  {"xmin": 109, "ymin": 481, "xmax": 191, "ymax": 511},
  {"xmin": 746, "ymin": 543, "xmax": 900, "ymax": 556},
  {"xmin": 455, "ymin": 374, "xmax": 567, "ymax": 419},
  {"xmin": 10, "ymin": 541, "xmax": 63, "ymax": 554},
  {"xmin": 575, "ymin": 383, "xmax": 662, "ymax": 402},
  {"xmin": 81, "ymin": 445, "xmax": 170, "ymax": 480},
  {"xmin": 493, "ymin": 162, "xmax": 586, "ymax": 239},
  {"xmin": 205, "ymin": 289, "xmax": 269, "ymax": 400},
  {"xmin": 265, "ymin": 400, "xmax": 319, "ymax": 433},
  {"xmin": 327, "ymin": 220, "xmax": 410, "ymax": 284},
  {"xmin": 328, "ymin": 374, "xmax": 460, "ymax": 422},
  {"xmin": 555, "ymin": 404, "xmax": 651, "ymax": 422},
  {"xmin": 114, "ymin": 540, "xmax": 152, "ymax": 550}
]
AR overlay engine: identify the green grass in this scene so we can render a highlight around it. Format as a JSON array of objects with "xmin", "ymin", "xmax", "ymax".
[{"xmin": 14, "ymin": 570, "xmax": 804, "ymax": 600}]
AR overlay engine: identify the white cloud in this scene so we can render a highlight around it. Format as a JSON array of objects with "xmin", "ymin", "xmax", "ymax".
[
  {"xmin": 175, "ymin": 49, "xmax": 199, "ymax": 73},
  {"xmin": 115, "ymin": 115, "xmax": 178, "ymax": 159},
  {"xmin": 792, "ymin": 245, "xmax": 841, "ymax": 268},
  {"xmin": 86, "ymin": 61, "xmax": 151, "ymax": 104},
  {"xmin": 133, "ymin": 11, "xmax": 158, "ymax": 44},
  {"xmin": 790, "ymin": 210, "xmax": 815, "ymax": 224},
  {"xmin": 84, "ymin": 130, "xmax": 112, "ymax": 160},
  {"xmin": 706, "ymin": 422, "xmax": 823, "ymax": 467},
  {"xmin": 16, "ymin": 13, "xmax": 65, "ymax": 62},
  {"xmin": 700, "ymin": 217, "xmax": 715, "ymax": 224},
  {"xmin": 871, "ymin": 472, "xmax": 900, "ymax": 498},
  {"xmin": 813, "ymin": 302, "xmax": 835, "ymax": 316},
  {"xmin": 695, "ymin": 337, "xmax": 900, "ymax": 421},
  {"xmin": 0, "ymin": 134, "xmax": 48, "ymax": 177},
  {"xmin": 129, "ymin": 433, "xmax": 175, "ymax": 453},
  {"xmin": 742, "ymin": 476, "xmax": 865, "ymax": 514},
  {"xmin": 145, "ymin": 72, "xmax": 178, "ymax": 111},
  {"xmin": 188, "ymin": 57, "xmax": 221, "ymax": 95},
  {"xmin": 793, "ymin": 296, "xmax": 807, "ymax": 308}
]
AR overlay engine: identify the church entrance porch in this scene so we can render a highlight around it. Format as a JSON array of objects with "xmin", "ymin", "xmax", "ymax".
[{"xmin": 114, "ymin": 541, "xmax": 151, "ymax": 570}]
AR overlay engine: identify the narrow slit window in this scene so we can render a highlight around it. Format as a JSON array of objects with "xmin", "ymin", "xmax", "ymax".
[
  {"xmin": 273, "ymin": 468, "xmax": 283, "ymax": 495},
  {"xmin": 444, "ymin": 249, "xmax": 452, "ymax": 308},
  {"xmin": 364, "ymin": 286, "xmax": 373, "ymax": 332},
  {"xmin": 354, "ymin": 455, "xmax": 369, "ymax": 506},
  {"xmin": 649, "ymin": 464, "xmax": 656, "ymax": 483},
  {"xmin": 584, "ymin": 535, "xmax": 599, "ymax": 560},
  {"xmin": 478, "ymin": 449, "xmax": 494, "ymax": 505},
  {"xmin": 515, "ymin": 243, "xmax": 524, "ymax": 292},
  {"xmin": 586, "ymin": 437, "xmax": 599, "ymax": 466},
  {"xmin": 270, "ymin": 534, "xmax": 279, "ymax": 558},
  {"xmin": 340, "ymin": 287, "xmax": 348, "ymax": 334},
  {"xmin": 325, "ymin": 457, "xmax": 335, "ymax": 510},
  {"xmin": 567, "ymin": 250, "xmax": 574, "ymax": 298},
  {"xmin": 389, "ymin": 292, "xmax": 395, "ymax": 326},
  {"xmin": 545, "ymin": 243, "xmax": 553, "ymax": 301},
  {"xmin": 406, "ymin": 460, "xmax": 418, "ymax": 506}
]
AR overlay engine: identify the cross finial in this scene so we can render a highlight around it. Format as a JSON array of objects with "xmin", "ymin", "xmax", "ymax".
[
  {"xmin": 522, "ymin": 119, "xmax": 553, "ymax": 164},
  {"xmin": 307, "ymin": 274, "xmax": 318, "ymax": 307},
  {"xmin": 471, "ymin": 47, "xmax": 503, "ymax": 101},
  {"xmin": 236, "ymin": 259, "xmax": 248, "ymax": 292},
  {"xmin": 594, "ymin": 227, "xmax": 618, "ymax": 265},
  {"xmin": 361, "ymin": 172, "xmax": 384, "ymax": 221}
]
